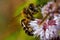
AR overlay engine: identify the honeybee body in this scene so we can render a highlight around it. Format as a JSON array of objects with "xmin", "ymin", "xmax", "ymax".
[{"xmin": 21, "ymin": 3, "xmax": 40, "ymax": 36}]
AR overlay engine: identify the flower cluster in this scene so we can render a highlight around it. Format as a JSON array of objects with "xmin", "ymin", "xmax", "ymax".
[
  {"xmin": 21, "ymin": 1, "xmax": 60, "ymax": 40},
  {"xmin": 29, "ymin": 1, "xmax": 60, "ymax": 40}
]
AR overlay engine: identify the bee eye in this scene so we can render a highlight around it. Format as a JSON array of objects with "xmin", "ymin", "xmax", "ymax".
[
  {"xmin": 29, "ymin": 3, "xmax": 34, "ymax": 10},
  {"xmin": 29, "ymin": 4, "xmax": 36, "ymax": 12},
  {"xmin": 29, "ymin": 3, "xmax": 38, "ymax": 13}
]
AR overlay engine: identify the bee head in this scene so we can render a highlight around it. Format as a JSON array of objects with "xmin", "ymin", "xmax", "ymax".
[{"xmin": 29, "ymin": 3, "xmax": 38, "ymax": 13}]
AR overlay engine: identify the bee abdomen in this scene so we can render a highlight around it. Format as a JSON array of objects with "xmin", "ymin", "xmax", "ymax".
[
  {"xmin": 25, "ymin": 30, "xmax": 34, "ymax": 36},
  {"xmin": 21, "ymin": 19, "xmax": 34, "ymax": 36}
]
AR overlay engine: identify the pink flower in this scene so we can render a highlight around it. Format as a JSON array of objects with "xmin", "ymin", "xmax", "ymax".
[{"xmin": 48, "ymin": 20, "xmax": 56, "ymax": 26}]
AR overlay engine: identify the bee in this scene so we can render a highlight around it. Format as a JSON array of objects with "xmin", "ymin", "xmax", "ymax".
[{"xmin": 21, "ymin": 3, "xmax": 40, "ymax": 36}]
